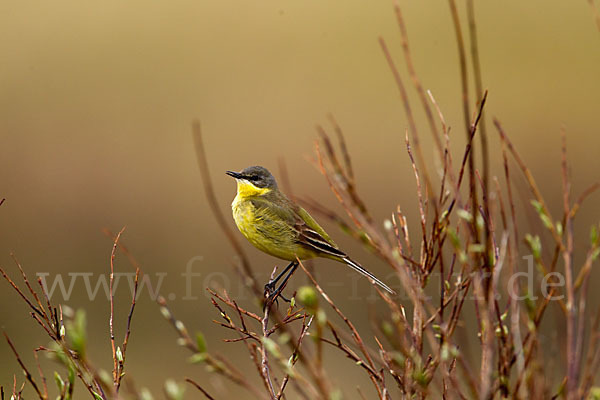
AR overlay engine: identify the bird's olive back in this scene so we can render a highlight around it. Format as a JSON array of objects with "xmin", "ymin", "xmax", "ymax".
[{"xmin": 240, "ymin": 166, "xmax": 278, "ymax": 189}]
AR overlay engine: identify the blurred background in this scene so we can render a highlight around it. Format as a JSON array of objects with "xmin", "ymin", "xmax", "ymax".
[{"xmin": 1, "ymin": 0, "xmax": 599, "ymax": 397}]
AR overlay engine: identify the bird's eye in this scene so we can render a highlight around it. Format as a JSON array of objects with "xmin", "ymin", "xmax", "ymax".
[{"xmin": 245, "ymin": 175, "xmax": 259, "ymax": 181}]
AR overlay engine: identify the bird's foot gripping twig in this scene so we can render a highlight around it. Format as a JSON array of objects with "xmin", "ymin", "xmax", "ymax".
[
  {"xmin": 263, "ymin": 282, "xmax": 291, "ymax": 309},
  {"xmin": 263, "ymin": 261, "xmax": 299, "ymax": 312}
]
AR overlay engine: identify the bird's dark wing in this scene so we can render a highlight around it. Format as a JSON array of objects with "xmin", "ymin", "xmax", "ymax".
[
  {"xmin": 294, "ymin": 207, "xmax": 347, "ymax": 259},
  {"xmin": 248, "ymin": 197, "xmax": 346, "ymax": 259},
  {"xmin": 296, "ymin": 225, "xmax": 347, "ymax": 259}
]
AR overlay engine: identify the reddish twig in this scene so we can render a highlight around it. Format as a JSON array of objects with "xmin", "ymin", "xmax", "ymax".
[
  {"xmin": 109, "ymin": 226, "xmax": 126, "ymax": 389},
  {"xmin": 192, "ymin": 121, "xmax": 260, "ymax": 296},
  {"xmin": 3, "ymin": 332, "xmax": 45, "ymax": 399},
  {"xmin": 185, "ymin": 377, "xmax": 216, "ymax": 400}
]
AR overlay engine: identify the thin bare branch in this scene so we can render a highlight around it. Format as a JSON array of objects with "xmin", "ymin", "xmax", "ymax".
[
  {"xmin": 185, "ymin": 378, "xmax": 216, "ymax": 400},
  {"xmin": 3, "ymin": 332, "xmax": 45, "ymax": 399},
  {"xmin": 192, "ymin": 121, "xmax": 260, "ymax": 295}
]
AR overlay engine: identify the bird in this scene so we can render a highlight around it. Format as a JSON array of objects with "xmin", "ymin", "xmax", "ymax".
[{"xmin": 226, "ymin": 165, "xmax": 394, "ymax": 301}]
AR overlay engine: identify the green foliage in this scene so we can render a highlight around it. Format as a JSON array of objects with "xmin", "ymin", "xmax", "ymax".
[
  {"xmin": 296, "ymin": 285, "xmax": 318, "ymax": 311},
  {"xmin": 530, "ymin": 200, "xmax": 553, "ymax": 230},
  {"xmin": 525, "ymin": 234, "xmax": 542, "ymax": 260},
  {"xmin": 164, "ymin": 380, "xmax": 185, "ymax": 400},
  {"xmin": 195, "ymin": 331, "xmax": 207, "ymax": 354},
  {"xmin": 66, "ymin": 309, "xmax": 87, "ymax": 358}
]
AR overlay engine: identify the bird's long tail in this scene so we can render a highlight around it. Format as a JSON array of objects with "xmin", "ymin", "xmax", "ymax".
[{"xmin": 343, "ymin": 257, "xmax": 395, "ymax": 294}]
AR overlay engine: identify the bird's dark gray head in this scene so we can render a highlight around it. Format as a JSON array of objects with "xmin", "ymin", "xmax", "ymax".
[{"xmin": 226, "ymin": 166, "xmax": 278, "ymax": 189}]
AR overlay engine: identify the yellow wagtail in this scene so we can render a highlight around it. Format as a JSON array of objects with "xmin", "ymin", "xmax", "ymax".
[{"xmin": 226, "ymin": 166, "xmax": 394, "ymax": 300}]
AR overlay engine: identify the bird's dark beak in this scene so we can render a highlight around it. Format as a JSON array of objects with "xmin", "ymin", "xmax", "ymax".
[{"xmin": 226, "ymin": 170, "xmax": 243, "ymax": 179}]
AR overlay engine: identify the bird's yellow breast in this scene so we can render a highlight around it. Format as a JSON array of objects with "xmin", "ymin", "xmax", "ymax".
[
  {"xmin": 231, "ymin": 194, "xmax": 258, "ymax": 240},
  {"xmin": 231, "ymin": 188, "xmax": 314, "ymax": 261},
  {"xmin": 230, "ymin": 180, "xmax": 274, "ymax": 254}
]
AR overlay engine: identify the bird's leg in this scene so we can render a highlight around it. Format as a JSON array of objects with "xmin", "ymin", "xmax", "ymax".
[
  {"xmin": 271, "ymin": 261, "xmax": 299, "ymax": 298},
  {"xmin": 264, "ymin": 261, "xmax": 296, "ymax": 295},
  {"xmin": 264, "ymin": 261, "xmax": 298, "ymax": 309}
]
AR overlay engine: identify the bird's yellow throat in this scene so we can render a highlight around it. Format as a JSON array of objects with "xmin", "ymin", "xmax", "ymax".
[{"xmin": 235, "ymin": 180, "xmax": 272, "ymax": 199}]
